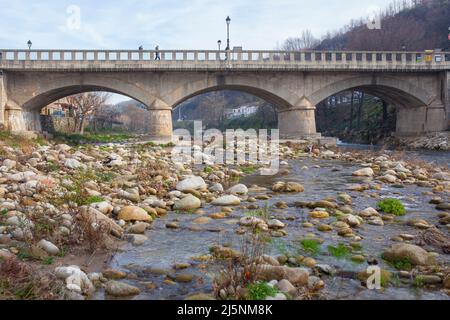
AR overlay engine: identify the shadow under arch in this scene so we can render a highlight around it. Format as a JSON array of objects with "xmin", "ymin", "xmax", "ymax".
[
  {"xmin": 308, "ymin": 75, "xmax": 433, "ymax": 109},
  {"xmin": 21, "ymin": 85, "xmax": 151, "ymax": 112},
  {"xmin": 169, "ymin": 85, "xmax": 294, "ymax": 111}
]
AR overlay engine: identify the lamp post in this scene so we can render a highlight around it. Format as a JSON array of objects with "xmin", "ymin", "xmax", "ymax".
[
  {"xmin": 217, "ymin": 40, "xmax": 222, "ymax": 51},
  {"xmin": 225, "ymin": 16, "xmax": 231, "ymax": 51},
  {"xmin": 27, "ymin": 40, "xmax": 32, "ymax": 50}
]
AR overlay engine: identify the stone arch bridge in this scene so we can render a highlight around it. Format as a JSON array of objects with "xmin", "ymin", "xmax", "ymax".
[{"xmin": 1, "ymin": 49, "xmax": 449, "ymax": 139}]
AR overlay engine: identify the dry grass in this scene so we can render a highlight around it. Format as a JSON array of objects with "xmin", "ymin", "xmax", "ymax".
[
  {"xmin": 416, "ymin": 228, "xmax": 450, "ymax": 254},
  {"xmin": 71, "ymin": 212, "xmax": 114, "ymax": 254},
  {"xmin": 0, "ymin": 130, "xmax": 43, "ymax": 156},
  {"xmin": 0, "ymin": 257, "xmax": 64, "ymax": 300},
  {"xmin": 213, "ymin": 231, "xmax": 269, "ymax": 300}
]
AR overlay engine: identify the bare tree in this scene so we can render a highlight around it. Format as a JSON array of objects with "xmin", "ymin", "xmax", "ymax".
[
  {"xmin": 65, "ymin": 92, "xmax": 111, "ymax": 134},
  {"xmin": 282, "ymin": 29, "xmax": 320, "ymax": 51}
]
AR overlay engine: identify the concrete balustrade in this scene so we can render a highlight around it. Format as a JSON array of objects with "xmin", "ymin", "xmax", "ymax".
[{"xmin": 0, "ymin": 49, "xmax": 449, "ymax": 71}]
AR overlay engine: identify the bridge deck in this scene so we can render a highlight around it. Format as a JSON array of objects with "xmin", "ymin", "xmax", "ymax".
[{"xmin": 1, "ymin": 49, "xmax": 449, "ymax": 72}]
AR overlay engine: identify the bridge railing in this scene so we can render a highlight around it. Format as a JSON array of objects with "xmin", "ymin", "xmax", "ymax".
[{"xmin": 1, "ymin": 49, "xmax": 449, "ymax": 69}]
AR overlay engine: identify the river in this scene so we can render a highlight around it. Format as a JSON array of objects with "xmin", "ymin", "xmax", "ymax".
[{"xmin": 94, "ymin": 145, "xmax": 450, "ymax": 300}]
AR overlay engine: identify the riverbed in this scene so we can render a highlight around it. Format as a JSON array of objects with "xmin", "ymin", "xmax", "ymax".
[{"xmin": 94, "ymin": 149, "xmax": 450, "ymax": 300}]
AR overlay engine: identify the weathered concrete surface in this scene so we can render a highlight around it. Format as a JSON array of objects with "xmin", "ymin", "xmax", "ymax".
[
  {"xmin": 0, "ymin": 69, "xmax": 449, "ymax": 139},
  {"xmin": 278, "ymin": 98, "xmax": 318, "ymax": 138},
  {"xmin": 0, "ymin": 72, "xmax": 5, "ymax": 127},
  {"xmin": 446, "ymin": 71, "xmax": 450, "ymax": 130}
]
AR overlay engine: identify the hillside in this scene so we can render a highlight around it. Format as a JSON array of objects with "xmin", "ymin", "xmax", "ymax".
[{"xmin": 317, "ymin": 0, "xmax": 450, "ymax": 51}]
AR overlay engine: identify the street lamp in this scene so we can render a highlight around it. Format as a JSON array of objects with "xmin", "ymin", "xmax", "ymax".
[
  {"xmin": 27, "ymin": 40, "xmax": 32, "ymax": 50},
  {"xmin": 225, "ymin": 16, "xmax": 231, "ymax": 50},
  {"xmin": 217, "ymin": 40, "xmax": 222, "ymax": 51}
]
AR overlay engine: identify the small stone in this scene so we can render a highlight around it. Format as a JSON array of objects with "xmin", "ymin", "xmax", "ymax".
[
  {"xmin": 173, "ymin": 274, "xmax": 194, "ymax": 283},
  {"xmin": 302, "ymin": 257, "xmax": 317, "ymax": 268},
  {"xmin": 103, "ymin": 269, "xmax": 127, "ymax": 280},
  {"xmin": 105, "ymin": 280, "xmax": 140, "ymax": 297},
  {"xmin": 193, "ymin": 217, "xmax": 212, "ymax": 224},
  {"xmin": 276, "ymin": 279, "xmax": 296, "ymax": 296},
  {"xmin": 310, "ymin": 211, "xmax": 329, "ymax": 219},
  {"xmin": 37, "ymin": 239, "xmax": 60, "ymax": 256},
  {"xmin": 127, "ymin": 222, "xmax": 149, "ymax": 234}
]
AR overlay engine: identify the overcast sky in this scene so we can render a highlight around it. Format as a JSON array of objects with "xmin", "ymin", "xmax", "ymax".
[{"xmin": 0, "ymin": 0, "xmax": 394, "ymax": 103}]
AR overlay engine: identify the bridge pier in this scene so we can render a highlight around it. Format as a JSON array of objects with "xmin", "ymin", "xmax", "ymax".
[
  {"xmin": 445, "ymin": 71, "xmax": 450, "ymax": 130},
  {"xmin": 4, "ymin": 103, "xmax": 26, "ymax": 132},
  {"xmin": 396, "ymin": 104, "xmax": 448, "ymax": 136},
  {"xmin": 278, "ymin": 98, "xmax": 320, "ymax": 139},
  {"xmin": 148, "ymin": 99, "xmax": 173, "ymax": 140},
  {"xmin": 0, "ymin": 71, "xmax": 6, "ymax": 129}
]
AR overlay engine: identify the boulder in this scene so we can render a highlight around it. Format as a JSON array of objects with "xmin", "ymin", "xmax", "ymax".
[
  {"xmin": 55, "ymin": 266, "xmax": 95, "ymax": 296},
  {"xmin": 105, "ymin": 280, "xmax": 140, "ymax": 297},
  {"xmin": 176, "ymin": 176, "xmax": 207, "ymax": 191},
  {"xmin": 90, "ymin": 201, "xmax": 114, "ymax": 215},
  {"xmin": 173, "ymin": 194, "xmax": 201, "ymax": 211},
  {"xmin": 352, "ymin": 168, "xmax": 374, "ymax": 177},
  {"xmin": 227, "ymin": 184, "xmax": 248, "ymax": 195},
  {"xmin": 212, "ymin": 195, "xmax": 241, "ymax": 206},
  {"xmin": 78, "ymin": 207, "xmax": 123, "ymax": 237},
  {"xmin": 257, "ymin": 265, "xmax": 309, "ymax": 286},
  {"xmin": 118, "ymin": 206, "xmax": 152, "ymax": 222},
  {"xmin": 383, "ymin": 243, "xmax": 434, "ymax": 266},
  {"xmin": 37, "ymin": 239, "xmax": 60, "ymax": 256},
  {"xmin": 209, "ymin": 183, "xmax": 224, "ymax": 193},
  {"xmin": 64, "ymin": 159, "xmax": 85, "ymax": 169}
]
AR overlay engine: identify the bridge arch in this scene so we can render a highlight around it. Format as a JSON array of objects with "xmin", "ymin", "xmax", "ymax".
[
  {"xmin": 307, "ymin": 75, "xmax": 433, "ymax": 108},
  {"xmin": 168, "ymin": 84, "xmax": 294, "ymax": 111},
  {"xmin": 307, "ymin": 75, "xmax": 446, "ymax": 135},
  {"xmin": 162, "ymin": 76, "xmax": 312, "ymax": 139},
  {"xmin": 6, "ymin": 73, "xmax": 174, "ymax": 136}
]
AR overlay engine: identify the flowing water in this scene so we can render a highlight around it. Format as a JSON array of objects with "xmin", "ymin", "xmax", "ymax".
[{"xmin": 94, "ymin": 148, "xmax": 450, "ymax": 300}]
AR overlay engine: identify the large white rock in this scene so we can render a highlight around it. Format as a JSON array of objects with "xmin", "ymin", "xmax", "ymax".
[
  {"xmin": 212, "ymin": 195, "xmax": 241, "ymax": 206},
  {"xmin": 64, "ymin": 158, "xmax": 85, "ymax": 169},
  {"xmin": 227, "ymin": 184, "xmax": 248, "ymax": 195},
  {"xmin": 352, "ymin": 168, "xmax": 374, "ymax": 177},
  {"xmin": 90, "ymin": 201, "xmax": 114, "ymax": 215},
  {"xmin": 37, "ymin": 239, "xmax": 60, "ymax": 256},
  {"xmin": 7, "ymin": 171, "xmax": 37, "ymax": 182},
  {"xmin": 176, "ymin": 176, "xmax": 207, "ymax": 191},
  {"xmin": 173, "ymin": 194, "xmax": 201, "ymax": 211},
  {"xmin": 55, "ymin": 266, "xmax": 95, "ymax": 296}
]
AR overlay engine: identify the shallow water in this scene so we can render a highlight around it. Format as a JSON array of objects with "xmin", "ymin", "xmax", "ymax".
[{"xmin": 95, "ymin": 154, "xmax": 450, "ymax": 300}]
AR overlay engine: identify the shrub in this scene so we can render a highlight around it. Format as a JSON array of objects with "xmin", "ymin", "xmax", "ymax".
[
  {"xmin": 382, "ymin": 254, "xmax": 413, "ymax": 271},
  {"xmin": 377, "ymin": 198, "xmax": 406, "ymax": 216},
  {"xmin": 300, "ymin": 239, "xmax": 322, "ymax": 255},
  {"xmin": 246, "ymin": 282, "xmax": 278, "ymax": 300},
  {"xmin": 328, "ymin": 243, "xmax": 350, "ymax": 259},
  {"xmin": 84, "ymin": 196, "xmax": 105, "ymax": 205}
]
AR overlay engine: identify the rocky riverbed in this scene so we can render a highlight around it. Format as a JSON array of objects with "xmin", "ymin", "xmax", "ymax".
[{"xmin": 1, "ymin": 135, "xmax": 450, "ymax": 300}]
